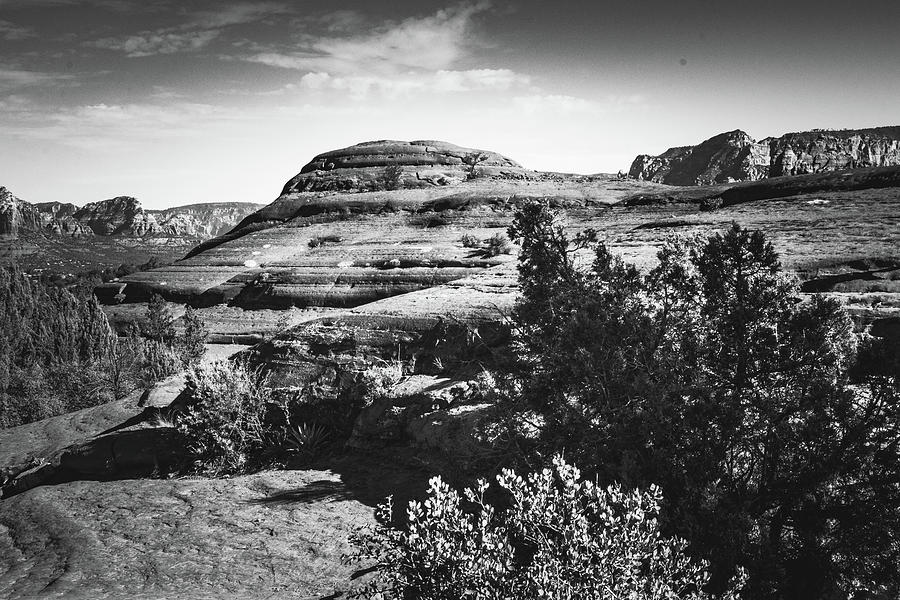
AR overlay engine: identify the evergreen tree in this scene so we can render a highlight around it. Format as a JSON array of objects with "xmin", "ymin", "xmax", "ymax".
[
  {"xmin": 144, "ymin": 293, "xmax": 175, "ymax": 344},
  {"xmin": 178, "ymin": 306, "xmax": 208, "ymax": 367},
  {"xmin": 507, "ymin": 206, "xmax": 900, "ymax": 598}
]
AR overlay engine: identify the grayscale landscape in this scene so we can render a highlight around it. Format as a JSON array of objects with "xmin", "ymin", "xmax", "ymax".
[{"xmin": 1, "ymin": 2, "xmax": 898, "ymax": 599}]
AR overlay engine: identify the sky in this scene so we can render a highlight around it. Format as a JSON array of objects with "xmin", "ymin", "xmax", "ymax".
[{"xmin": 1, "ymin": 0, "xmax": 898, "ymax": 209}]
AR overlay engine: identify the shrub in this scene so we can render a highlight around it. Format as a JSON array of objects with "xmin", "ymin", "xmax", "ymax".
[
  {"xmin": 506, "ymin": 204, "xmax": 900, "ymax": 597},
  {"xmin": 349, "ymin": 455, "xmax": 742, "ymax": 600},
  {"xmin": 408, "ymin": 213, "xmax": 450, "ymax": 228},
  {"xmin": 308, "ymin": 234, "xmax": 343, "ymax": 248},
  {"xmin": 482, "ymin": 233, "xmax": 512, "ymax": 257},
  {"xmin": 178, "ymin": 305, "xmax": 208, "ymax": 367},
  {"xmin": 176, "ymin": 360, "xmax": 272, "ymax": 475},
  {"xmin": 377, "ymin": 165, "xmax": 404, "ymax": 191},
  {"xmin": 143, "ymin": 293, "xmax": 176, "ymax": 344},
  {"xmin": 460, "ymin": 233, "xmax": 480, "ymax": 248},
  {"xmin": 0, "ymin": 266, "xmax": 117, "ymax": 427}
]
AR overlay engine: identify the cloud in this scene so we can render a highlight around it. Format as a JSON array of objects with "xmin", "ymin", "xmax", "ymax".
[
  {"xmin": 298, "ymin": 68, "xmax": 530, "ymax": 98},
  {"xmin": 512, "ymin": 93, "xmax": 648, "ymax": 115},
  {"xmin": 246, "ymin": 1, "xmax": 492, "ymax": 75},
  {"xmin": 92, "ymin": 29, "xmax": 221, "ymax": 57},
  {"xmin": 0, "ymin": 68, "xmax": 74, "ymax": 92},
  {"xmin": 1, "ymin": 101, "xmax": 231, "ymax": 149},
  {"xmin": 88, "ymin": 1, "xmax": 290, "ymax": 57},
  {"xmin": 0, "ymin": 19, "xmax": 33, "ymax": 40}
]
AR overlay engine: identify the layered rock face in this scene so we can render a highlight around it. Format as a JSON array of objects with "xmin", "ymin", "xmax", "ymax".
[
  {"xmin": 150, "ymin": 203, "xmax": 265, "ymax": 238},
  {"xmin": 770, "ymin": 128, "xmax": 900, "ymax": 176},
  {"xmin": 0, "ymin": 188, "xmax": 261, "ymax": 241},
  {"xmin": 73, "ymin": 196, "xmax": 158, "ymax": 236},
  {"xmin": 282, "ymin": 140, "xmax": 530, "ymax": 193},
  {"xmin": 111, "ymin": 141, "xmax": 661, "ymax": 310},
  {"xmin": 629, "ymin": 130, "xmax": 771, "ymax": 185},
  {"xmin": 630, "ymin": 126, "xmax": 900, "ymax": 185},
  {"xmin": 0, "ymin": 187, "xmax": 42, "ymax": 236}
]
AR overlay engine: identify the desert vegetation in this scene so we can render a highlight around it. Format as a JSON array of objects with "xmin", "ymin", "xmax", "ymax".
[
  {"xmin": 341, "ymin": 204, "xmax": 900, "ymax": 599},
  {"xmin": 159, "ymin": 202, "xmax": 900, "ymax": 598},
  {"xmin": 0, "ymin": 271, "xmax": 206, "ymax": 428}
]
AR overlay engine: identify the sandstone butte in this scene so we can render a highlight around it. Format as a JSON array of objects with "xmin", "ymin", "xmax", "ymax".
[
  {"xmin": 2, "ymin": 138, "xmax": 900, "ymax": 599},
  {"xmin": 629, "ymin": 125, "xmax": 900, "ymax": 185}
]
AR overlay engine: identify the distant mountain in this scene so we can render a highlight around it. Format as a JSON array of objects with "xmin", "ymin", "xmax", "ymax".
[
  {"xmin": 0, "ymin": 187, "xmax": 261, "ymax": 240},
  {"xmin": 629, "ymin": 126, "xmax": 900, "ymax": 185}
]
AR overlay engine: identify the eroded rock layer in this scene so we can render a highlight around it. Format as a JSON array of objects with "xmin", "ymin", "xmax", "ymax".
[
  {"xmin": 630, "ymin": 126, "xmax": 900, "ymax": 185},
  {"xmin": 282, "ymin": 140, "xmax": 530, "ymax": 193}
]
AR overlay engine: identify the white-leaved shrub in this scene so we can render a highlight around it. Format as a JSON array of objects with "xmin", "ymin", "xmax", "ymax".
[{"xmin": 349, "ymin": 455, "xmax": 744, "ymax": 599}]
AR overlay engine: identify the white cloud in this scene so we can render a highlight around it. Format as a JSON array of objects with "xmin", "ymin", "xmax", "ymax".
[
  {"xmin": 298, "ymin": 68, "xmax": 529, "ymax": 99},
  {"xmin": 88, "ymin": 1, "xmax": 290, "ymax": 57},
  {"xmin": 512, "ymin": 93, "xmax": 648, "ymax": 115},
  {"xmin": 92, "ymin": 30, "xmax": 221, "ymax": 57},
  {"xmin": 2, "ymin": 101, "xmax": 232, "ymax": 149},
  {"xmin": 0, "ymin": 19, "xmax": 33, "ymax": 40},
  {"xmin": 247, "ymin": 1, "xmax": 492, "ymax": 75},
  {"xmin": 0, "ymin": 68, "xmax": 74, "ymax": 91}
]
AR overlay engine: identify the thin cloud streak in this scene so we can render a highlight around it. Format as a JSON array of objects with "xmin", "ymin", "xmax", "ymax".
[{"xmin": 87, "ymin": 1, "xmax": 292, "ymax": 57}]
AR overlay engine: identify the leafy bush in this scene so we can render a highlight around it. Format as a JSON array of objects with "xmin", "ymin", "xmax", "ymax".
[
  {"xmin": 176, "ymin": 360, "xmax": 272, "ymax": 475},
  {"xmin": 350, "ymin": 455, "xmax": 742, "ymax": 600},
  {"xmin": 506, "ymin": 203, "xmax": 900, "ymax": 597}
]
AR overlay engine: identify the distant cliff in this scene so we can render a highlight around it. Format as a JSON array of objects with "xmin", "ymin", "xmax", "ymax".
[
  {"xmin": 630, "ymin": 126, "xmax": 900, "ymax": 185},
  {"xmin": 0, "ymin": 187, "xmax": 261, "ymax": 240},
  {"xmin": 0, "ymin": 188, "xmax": 42, "ymax": 236}
]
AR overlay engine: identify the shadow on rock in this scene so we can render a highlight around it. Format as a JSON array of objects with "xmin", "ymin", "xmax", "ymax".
[{"xmin": 1, "ymin": 427, "xmax": 187, "ymax": 498}]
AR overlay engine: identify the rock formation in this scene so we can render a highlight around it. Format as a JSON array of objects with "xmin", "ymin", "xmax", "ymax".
[
  {"xmin": 630, "ymin": 126, "xmax": 900, "ymax": 185},
  {"xmin": 281, "ymin": 140, "xmax": 530, "ymax": 193},
  {"xmin": 0, "ymin": 187, "xmax": 42, "ymax": 236},
  {"xmin": 73, "ymin": 196, "xmax": 159, "ymax": 236},
  {"xmin": 151, "ymin": 203, "xmax": 266, "ymax": 238},
  {"xmin": 0, "ymin": 188, "xmax": 261, "ymax": 241}
]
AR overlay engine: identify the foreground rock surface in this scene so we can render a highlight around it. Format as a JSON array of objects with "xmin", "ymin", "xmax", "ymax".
[{"xmin": 0, "ymin": 469, "xmax": 374, "ymax": 599}]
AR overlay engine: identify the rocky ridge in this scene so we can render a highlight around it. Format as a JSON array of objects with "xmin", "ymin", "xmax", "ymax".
[
  {"xmin": 0, "ymin": 188, "xmax": 261, "ymax": 240},
  {"xmin": 630, "ymin": 126, "xmax": 900, "ymax": 185}
]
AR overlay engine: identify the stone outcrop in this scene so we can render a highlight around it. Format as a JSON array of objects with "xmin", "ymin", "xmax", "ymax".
[
  {"xmin": 0, "ymin": 187, "xmax": 42, "ymax": 236},
  {"xmin": 629, "ymin": 130, "xmax": 771, "ymax": 185},
  {"xmin": 73, "ymin": 196, "xmax": 159, "ymax": 236},
  {"xmin": 281, "ymin": 140, "xmax": 530, "ymax": 194},
  {"xmin": 630, "ymin": 126, "xmax": 900, "ymax": 185}
]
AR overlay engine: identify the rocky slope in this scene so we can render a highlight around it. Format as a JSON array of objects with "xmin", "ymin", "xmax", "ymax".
[{"xmin": 630, "ymin": 126, "xmax": 900, "ymax": 185}]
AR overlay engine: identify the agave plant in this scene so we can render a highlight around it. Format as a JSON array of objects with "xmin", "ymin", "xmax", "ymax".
[{"xmin": 285, "ymin": 421, "xmax": 331, "ymax": 458}]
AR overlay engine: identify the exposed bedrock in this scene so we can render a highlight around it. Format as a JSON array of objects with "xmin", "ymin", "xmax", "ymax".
[
  {"xmin": 630, "ymin": 126, "xmax": 900, "ymax": 185},
  {"xmin": 281, "ymin": 139, "xmax": 530, "ymax": 194}
]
